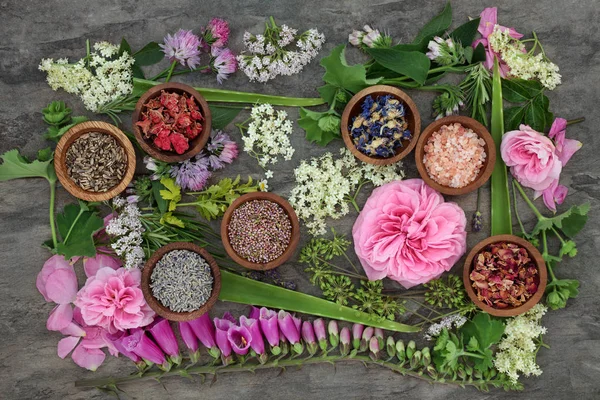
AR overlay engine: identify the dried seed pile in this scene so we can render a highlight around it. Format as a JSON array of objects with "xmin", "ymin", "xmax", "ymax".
[
  {"xmin": 423, "ymin": 123, "xmax": 486, "ymax": 188},
  {"xmin": 228, "ymin": 200, "xmax": 292, "ymax": 263},
  {"xmin": 150, "ymin": 249, "xmax": 213, "ymax": 312},
  {"xmin": 66, "ymin": 132, "xmax": 127, "ymax": 192}
]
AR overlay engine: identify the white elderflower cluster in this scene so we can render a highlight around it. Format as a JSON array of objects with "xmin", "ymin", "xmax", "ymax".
[
  {"xmin": 424, "ymin": 314, "xmax": 468, "ymax": 341},
  {"xmin": 289, "ymin": 148, "xmax": 404, "ymax": 235},
  {"xmin": 238, "ymin": 23, "xmax": 325, "ymax": 83},
  {"xmin": 242, "ymin": 104, "xmax": 295, "ymax": 179},
  {"xmin": 105, "ymin": 197, "xmax": 145, "ymax": 269},
  {"xmin": 488, "ymin": 27, "xmax": 561, "ymax": 90},
  {"xmin": 494, "ymin": 304, "xmax": 548, "ymax": 384},
  {"xmin": 39, "ymin": 41, "xmax": 134, "ymax": 112}
]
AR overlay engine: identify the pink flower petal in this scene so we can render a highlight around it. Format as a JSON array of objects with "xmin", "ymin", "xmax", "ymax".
[
  {"xmin": 478, "ymin": 7, "xmax": 497, "ymax": 37},
  {"xmin": 71, "ymin": 344, "xmax": 106, "ymax": 371},
  {"xmin": 60, "ymin": 322, "xmax": 86, "ymax": 337},
  {"xmin": 45, "ymin": 268, "xmax": 78, "ymax": 304},
  {"xmin": 36, "ymin": 255, "xmax": 72, "ymax": 302},
  {"xmin": 83, "ymin": 254, "xmax": 122, "ymax": 278},
  {"xmin": 47, "ymin": 304, "xmax": 73, "ymax": 331},
  {"xmin": 58, "ymin": 336, "xmax": 81, "ymax": 359}
]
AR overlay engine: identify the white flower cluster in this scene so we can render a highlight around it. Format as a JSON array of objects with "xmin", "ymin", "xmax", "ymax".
[
  {"xmin": 105, "ymin": 197, "xmax": 145, "ymax": 269},
  {"xmin": 489, "ymin": 27, "xmax": 561, "ymax": 90},
  {"xmin": 238, "ymin": 26, "xmax": 325, "ymax": 83},
  {"xmin": 494, "ymin": 304, "xmax": 548, "ymax": 384},
  {"xmin": 39, "ymin": 41, "xmax": 134, "ymax": 112},
  {"xmin": 242, "ymin": 104, "xmax": 295, "ymax": 179},
  {"xmin": 424, "ymin": 314, "xmax": 468, "ymax": 341},
  {"xmin": 289, "ymin": 148, "xmax": 404, "ymax": 235}
]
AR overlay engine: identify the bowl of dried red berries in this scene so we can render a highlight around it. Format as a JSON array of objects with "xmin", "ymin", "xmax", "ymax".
[
  {"xmin": 463, "ymin": 234, "xmax": 547, "ymax": 317},
  {"xmin": 132, "ymin": 82, "xmax": 212, "ymax": 163}
]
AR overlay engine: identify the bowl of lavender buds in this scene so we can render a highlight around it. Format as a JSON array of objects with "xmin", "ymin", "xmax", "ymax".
[
  {"xmin": 221, "ymin": 192, "xmax": 300, "ymax": 271},
  {"xmin": 141, "ymin": 242, "xmax": 221, "ymax": 321},
  {"xmin": 341, "ymin": 85, "xmax": 421, "ymax": 165}
]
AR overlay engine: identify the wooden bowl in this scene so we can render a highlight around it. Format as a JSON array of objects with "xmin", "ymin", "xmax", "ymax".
[
  {"xmin": 141, "ymin": 242, "xmax": 221, "ymax": 322},
  {"xmin": 54, "ymin": 121, "xmax": 136, "ymax": 202},
  {"xmin": 132, "ymin": 82, "xmax": 212, "ymax": 163},
  {"xmin": 463, "ymin": 234, "xmax": 547, "ymax": 317},
  {"xmin": 221, "ymin": 192, "xmax": 300, "ymax": 270},
  {"xmin": 341, "ymin": 85, "xmax": 421, "ymax": 165},
  {"xmin": 415, "ymin": 116, "xmax": 496, "ymax": 196}
]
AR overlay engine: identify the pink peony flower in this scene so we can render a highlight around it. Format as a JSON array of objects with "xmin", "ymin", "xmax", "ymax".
[
  {"xmin": 75, "ymin": 267, "xmax": 155, "ymax": 334},
  {"xmin": 501, "ymin": 124, "xmax": 562, "ymax": 192},
  {"xmin": 160, "ymin": 29, "xmax": 202, "ymax": 69},
  {"xmin": 472, "ymin": 7, "xmax": 523, "ymax": 76},
  {"xmin": 352, "ymin": 179, "xmax": 467, "ymax": 289},
  {"xmin": 211, "ymin": 47, "xmax": 237, "ymax": 84}
]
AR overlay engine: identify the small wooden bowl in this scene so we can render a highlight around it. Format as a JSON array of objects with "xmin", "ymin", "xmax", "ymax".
[
  {"xmin": 415, "ymin": 116, "xmax": 496, "ymax": 196},
  {"xmin": 132, "ymin": 82, "xmax": 212, "ymax": 163},
  {"xmin": 54, "ymin": 121, "xmax": 136, "ymax": 202},
  {"xmin": 141, "ymin": 242, "xmax": 221, "ymax": 322},
  {"xmin": 463, "ymin": 234, "xmax": 547, "ymax": 317},
  {"xmin": 221, "ymin": 192, "xmax": 300, "ymax": 270},
  {"xmin": 341, "ymin": 85, "xmax": 421, "ymax": 165}
]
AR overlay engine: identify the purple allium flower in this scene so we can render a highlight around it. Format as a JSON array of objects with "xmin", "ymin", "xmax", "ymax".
[
  {"xmin": 149, "ymin": 319, "xmax": 181, "ymax": 364},
  {"xmin": 211, "ymin": 47, "xmax": 237, "ymax": 84},
  {"xmin": 227, "ymin": 325, "xmax": 252, "ymax": 356},
  {"xmin": 160, "ymin": 29, "xmax": 202, "ymax": 69},
  {"xmin": 170, "ymin": 158, "xmax": 212, "ymax": 191},
  {"xmin": 202, "ymin": 18, "xmax": 230, "ymax": 49}
]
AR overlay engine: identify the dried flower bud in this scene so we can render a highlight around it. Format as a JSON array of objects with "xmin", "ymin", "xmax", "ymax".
[{"xmin": 410, "ymin": 350, "xmax": 421, "ymax": 369}]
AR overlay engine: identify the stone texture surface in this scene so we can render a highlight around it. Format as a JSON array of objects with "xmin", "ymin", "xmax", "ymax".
[{"xmin": 1, "ymin": 0, "xmax": 599, "ymax": 399}]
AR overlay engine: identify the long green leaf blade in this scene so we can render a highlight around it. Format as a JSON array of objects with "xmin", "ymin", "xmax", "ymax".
[
  {"xmin": 218, "ymin": 270, "xmax": 420, "ymax": 333},
  {"xmin": 490, "ymin": 59, "xmax": 512, "ymax": 235}
]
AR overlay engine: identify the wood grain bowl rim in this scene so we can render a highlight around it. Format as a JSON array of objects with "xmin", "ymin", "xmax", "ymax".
[
  {"xmin": 220, "ymin": 191, "xmax": 300, "ymax": 271},
  {"xmin": 141, "ymin": 242, "xmax": 221, "ymax": 322},
  {"xmin": 54, "ymin": 120, "xmax": 136, "ymax": 202}
]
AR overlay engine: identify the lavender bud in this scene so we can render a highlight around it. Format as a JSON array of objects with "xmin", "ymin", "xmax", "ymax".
[
  {"xmin": 352, "ymin": 324, "xmax": 364, "ymax": 350},
  {"xmin": 340, "ymin": 327, "xmax": 351, "ymax": 356},
  {"xmin": 328, "ymin": 320, "xmax": 339, "ymax": 347},
  {"xmin": 386, "ymin": 336, "xmax": 396, "ymax": 359},
  {"xmin": 360, "ymin": 327, "xmax": 374, "ymax": 352}
]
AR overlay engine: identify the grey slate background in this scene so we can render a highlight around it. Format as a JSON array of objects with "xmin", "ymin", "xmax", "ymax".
[{"xmin": 1, "ymin": 0, "xmax": 599, "ymax": 399}]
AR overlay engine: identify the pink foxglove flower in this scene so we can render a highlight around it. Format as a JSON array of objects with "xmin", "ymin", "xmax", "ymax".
[
  {"xmin": 240, "ymin": 316, "xmax": 265, "ymax": 357},
  {"xmin": 149, "ymin": 319, "xmax": 181, "ymax": 364},
  {"xmin": 277, "ymin": 310, "xmax": 300, "ymax": 344},
  {"xmin": 202, "ymin": 18, "xmax": 230, "ymax": 49},
  {"xmin": 259, "ymin": 307, "xmax": 280, "ymax": 348},
  {"xmin": 302, "ymin": 321, "xmax": 318, "ymax": 355},
  {"xmin": 352, "ymin": 323, "xmax": 363, "ymax": 350},
  {"xmin": 160, "ymin": 29, "xmax": 202, "ymax": 69},
  {"xmin": 75, "ymin": 267, "xmax": 155, "ymax": 334},
  {"xmin": 227, "ymin": 325, "xmax": 253, "ymax": 356},
  {"xmin": 119, "ymin": 329, "xmax": 167, "ymax": 366},
  {"xmin": 178, "ymin": 321, "xmax": 201, "ymax": 363},
  {"xmin": 211, "ymin": 47, "xmax": 237, "ymax": 84},
  {"xmin": 340, "ymin": 326, "xmax": 351, "ymax": 356},
  {"xmin": 313, "ymin": 319, "xmax": 327, "ymax": 350},
  {"xmin": 214, "ymin": 316, "xmax": 234, "ymax": 363},
  {"xmin": 353, "ymin": 179, "xmax": 467, "ymax": 289}
]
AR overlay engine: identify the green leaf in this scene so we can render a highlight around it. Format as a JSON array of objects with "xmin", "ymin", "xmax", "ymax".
[
  {"xmin": 463, "ymin": 46, "xmax": 474, "ymax": 64},
  {"xmin": 152, "ymin": 180, "xmax": 168, "ymax": 215},
  {"xmin": 42, "ymin": 101, "xmax": 72, "ymax": 126},
  {"xmin": 412, "ymin": 2, "xmax": 453, "ymax": 46},
  {"xmin": 44, "ymin": 118, "xmax": 89, "ymax": 142},
  {"xmin": 366, "ymin": 48, "xmax": 431, "ymax": 85},
  {"xmin": 449, "ymin": 18, "xmax": 481, "ymax": 47},
  {"xmin": 460, "ymin": 312, "xmax": 505, "ymax": 350},
  {"xmin": 550, "ymin": 203, "xmax": 590, "ymax": 237},
  {"xmin": 159, "ymin": 177, "xmax": 181, "ymax": 211},
  {"xmin": 55, "ymin": 202, "xmax": 104, "ymax": 259},
  {"xmin": 298, "ymin": 108, "xmax": 339, "ymax": 146},
  {"xmin": 209, "ymin": 105, "xmax": 243, "ymax": 129},
  {"xmin": 0, "ymin": 149, "xmax": 55, "ymax": 183},
  {"xmin": 524, "ymin": 94, "xmax": 550, "ymax": 132},
  {"xmin": 321, "ymin": 45, "xmax": 381, "ymax": 93},
  {"xmin": 37, "ymin": 147, "xmax": 54, "ymax": 162},
  {"xmin": 317, "ymin": 114, "xmax": 341, "ymax": 133},
  {"xmin": 502, "ymin": 79, "xmax": 543, "ymax": 103},
  {"xmin": 317, "ymin": 84, "xmax": 341, "ymax": 106},
  {"xmin": 471, "ymin": 43, "xmax": 487, "ymax": 63},
  {"xmin": 118, "ymin": 38, "xmax": 132, "ymax": 56},
  {"xmin": 133, "ymin": 42, "xmax": 164, "ymax": 66},
  {"xmin": 160, "ymin": 212, "xmax": 185, "ymax": 228},
  {"xmin": 219, "ymin": 270, "xmax": 420, "ymax": 332},
  {"xmin": 466, "ymin": 336, "xmax": 479, "ymax": 352},
  {"xmin": 531, "ymin": 218, "xmax": 554, "ymax": 237},
  {"xmin": 504, "ymin": 106, "xmax": 527, "ymax": 131},
  {"xmin": 473, "ymin": 348, "xmax": 494, "ymax": 373}
]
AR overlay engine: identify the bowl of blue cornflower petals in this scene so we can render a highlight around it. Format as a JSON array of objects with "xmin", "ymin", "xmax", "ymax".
[{"xmin": 341, "ymin": 85, "xmax": 421, "ymax": 165}]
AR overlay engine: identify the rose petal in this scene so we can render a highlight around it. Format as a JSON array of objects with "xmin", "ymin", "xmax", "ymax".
[
  {"xmin": 71, "ymin": 344, "xmax": 106, "ymax": 371},
  {"xmin": 58, "ymin": 336, "xmax": 81, "ymax": 359},
  {"xmin": 45, "ymin": 268, "xmax": 78, "ymax": 304},
  {"xmin": 47, "ymin": 304, "xmax": 73, "ymax": 331}
]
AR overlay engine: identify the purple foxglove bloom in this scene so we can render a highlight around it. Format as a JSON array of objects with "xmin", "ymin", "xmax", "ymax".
[
  {"xmin": 160, "ymin": 29, "xmax": 202, "ymax": 69},
  {"xmin": 313, "ymin": 319, "xmax": 327, "ymax": 351},
  {"xmin": 120, "ymin": 329, "xmax": 167, "ymax": 366},
  {"xmin": 248, "ymin": 306, "xmax": 260, "ymax": 320},
  {"xmin": 188, "ymin": 314, "xmax": 216, "ymax": 348},
  {"xmin": 360, "ymin": 327, "xmax": 374, "ymax": 352},
  {"xmin": 369, "ymin": 336, "xmax": 380, "ymax": 361},
  {"xmin": 352, "ymin": 324, "xmax": 364, "ymax": 350},
  {"xmin": 178, "ymin": 321, "xmax": 201, "ymax": 363},
  {"xmin": 214, "ymin": 317, "xmax": 234, "ymax": 363},
  {"xmin": 302, "ymin": 321, "xmax": 318, "ymax": 355},
  {"xmin": 277, "ymin": 310, "xmax": 300, "ymax": 344},
  {"xmin": 328, "ymin": 320, "xmax": 339, "ymax": 347},
  {"xmin": 112, "ymin": 333, "xmax": 142, "ymax": 363},
  {"xmin": 227, "ymin": 325, "xmax": 252, "ymax": 356},
  {"xmin": 149, "ymin": 319, "xmax": 180, "ymax": 363},
  {"xmin": 259, "ymin": 308, "xmax": 280, "ymax": 348},
  {"xmin": 340, "ymin": 326, "xmax": 351, "ymax": 356},
  {"xmin": 240, "ymin": 316, "xmax": 265, "ymax": 356}
]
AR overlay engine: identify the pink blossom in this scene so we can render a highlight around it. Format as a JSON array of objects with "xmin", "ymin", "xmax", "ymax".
[
  {"xmin": 538, "ymin": 179, "xmax": 569, "ymax": 212},
  {"xmin": 472, "ymin": 7, "xmax": 523, "ymax": 76},
  {"xmin": 352, "ymin": 179, "xmax": 467, "ymax": 289},
  {"xmin": 202, "ymin": 18, "xmax": 230, "ymax": 50},
  {"xmin": 211, "ymin": 47, "xmax": 237, "ymax": 84},
  {"xmin": 75, "ymin": 267, "xmax": 155, "ymax": 334},
  {"xmin": 501, "ymin": 124, "xmax": 562, "ymax": 191},
  {"xmin": 36, "ymin": 255, "xmax": 78, "ymax": 304},
  {"xmin": 83, "ymin": 253, "xmax": 121, "ymax": 278},
  {"xmin": 160, "ymin": 29, "xmax": 202, "ymax": 69},
  {"xmin": 548, "ymin": 118, "xmax": 582, "ymax": 166}
]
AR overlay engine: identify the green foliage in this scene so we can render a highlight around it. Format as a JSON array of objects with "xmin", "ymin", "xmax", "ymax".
[
  {"xmin": 502, "ymin": 79, "xmax": 554, "ymax": 132},
  {"xmin": 320, "ymin": 45, "xmax": 381, "ymax": 94},
  {"xmin": 298, "ymin": 108, "xmax": 340, "ymax": 146},
  {"xmin": 0, "ymin": 149, "xmax": 56, "ymax": 182},
  {"xmin": 424, "ymin": 275, "xmax": 469, "ymax": 309},
  {"xmin": 159, "ymin": 176, "xmax": 182, "ymax": 211},
  {"xmin": 460, "ymin": 63, "xmax": 492, "ymax": 125},
  {"xmin": 460, "ymin": 313, "xmax": 506, "ymax": 350},
  {"xmin": 42, "ymin": 100, "xmax": 88, "ymax": 142},
  {"xmin": 183, "ymin": 176, "xmax": 258, "ymax": 220},
  {"xmin": 55, "ymin": 201, "xmax": 104, "ymax": 258},
  {"xmin": 412, "ymin": 2, "xmax": 453, "ymax": 49},
  {"xmin": 449, "ymin": 18, "xmax": 481, "ymax": 47},
  {"xmin": 366, "ymin": 48, "xmax": 431, "ymax": 85},
  {"xmin": 133, "ymin": 41, "xmax": 164, "ymax": 66},
  {"xmin": 209, "ymin": 105, "xmax": 243, "ymax": 129}
]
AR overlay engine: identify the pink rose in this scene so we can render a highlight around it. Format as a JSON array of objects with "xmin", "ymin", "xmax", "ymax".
[
  {"xmin": 75, "ymin": 267, "xmax": 155, "ymax": 334},
  {"xmin": 501, "ymin": 124, "xmax": 562, "ymax": 191},
  {"xmin": 352, "ymin": 179, "xmax": 467, "ymax": 289}
]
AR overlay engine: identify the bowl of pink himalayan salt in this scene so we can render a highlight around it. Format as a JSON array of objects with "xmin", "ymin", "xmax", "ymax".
[{"xmin": 415, "ymin": 116, "xmax": 496, "ymax": 196}]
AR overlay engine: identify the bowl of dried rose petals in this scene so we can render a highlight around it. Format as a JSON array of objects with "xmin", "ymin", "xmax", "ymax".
[
  {"xmin": 463, "ymin": 234, "xmax": 547, "ymax": 317},
  {"xmin": 132, "ymin": 82, "xmax": 212, "ymax": 163},
  {"xmin": 415, "ymin": 116, "xmax": 495, "ymax": 196}
]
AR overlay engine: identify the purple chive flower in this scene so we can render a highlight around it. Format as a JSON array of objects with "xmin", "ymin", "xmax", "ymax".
[
  {"xmin": 259, "ymin": 308, "xmax": 280, "ymax": 350},
  {"xmin": 340, "ymin": 327, "xmax": 351, "ymax": 356},
  {"xmin": 207, "ymin": 131, "xmax": 239, "ymax": 167},
  {"xmin": 178, "ymin": 321, "xmax": 201, "ymax": 363},
  {"xmin": 120, "ymin": 329, "xmax": 167, "ymax": 368},
  {"xmin": 302, "ymin": 321, "xmax": 318, "ymax": 355},
  {"xmin": 227, "ymin": 325, "xmax": 253, "ymax": 356},
  {"xmin": 361, "ymin": 327, "xmax": 374, "ymax": 352},
  {"xmin": 202, "ymin": 18, "xmax": 230, "ymax": 49},
  {"xmin": 149, "ymin": 319, "xmax": 181, "ymax": 364},
  {"xmin": 170, "ymin": 158, "xmax": 212, "ymax": 191},
  {"xmin": 369, "ymin": 336, "xmax": 380, "ymax": 361},
  {"xmin": 160, "ymin": 29, "xmax": 202, "ymax": 69},
  {"xmin": 352, "ymin": 324, "xmax": 364, "ymax": 350},
  {"xmin": 313, "ymin": 319, "xmax": 327, "ymax": 351},
  {"xmin": 211, "ymin": 47, "xmax": 237, "ymax": 84},
  {"xmin": 188, "ymin": 314, "xmax": 220, "ymax": 358},
  {"xmin": 214, "ymin": 316, "xmax": 234, "ymax": 364},
  {"xmin": 328, "ymin": 320, "xmax": 339, "ymax": 347}
]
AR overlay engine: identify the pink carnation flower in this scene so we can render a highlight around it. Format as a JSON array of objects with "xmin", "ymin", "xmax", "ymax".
[
  {"xmin": 352, "ymin": 179, "xmax": 467, "ymax": 289},
  {"xmin": 75, "ymin": 267, "xmax": 155, "ymax": 334},
  {"xmin": 160, "ymin": 29, "xmax": 202, "ymax": 69}
]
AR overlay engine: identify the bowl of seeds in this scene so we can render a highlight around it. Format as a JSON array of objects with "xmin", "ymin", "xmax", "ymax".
[
  {"xmin": 415, "ymin": 116, "xmax": 496, "ymax": 196},
  {"xmin": 54, "ymin": 121, "xmax": 136, "ymax": 202},
  {"xmin": 141, "ymin": 242, "xmax": 221, "ymax": 321},
  {"xmin": 132, "ymin": 82, "xmax": 212, "ymax": 163},
  {"xmin": 221, "ymin": 192, "xmax": 300, "ymax": 270},
  {"xmin": 341, "ymin": 85, "xmax": 421, "ymax": 165}
]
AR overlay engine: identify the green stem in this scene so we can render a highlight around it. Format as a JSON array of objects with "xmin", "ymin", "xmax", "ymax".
[
  {"xmin": 513, "ymin": 181, "xmax": 544, "ymax": 219},
  {"xmin": 164, "ymin": 61, "xmax": 177, "ymax": 83},
  {"xmin": 566, "ymin": 117, "xmax": 585, "ymax": 126},
  {"xmin": 49, "ymin": 180, "xmax": 58, "ymax": 248},
  {"xmin": 316, "ymin": 257, "xmax": 367, "ymax": 280},
  {"xmin": 511, "ymin": 180, "xmax": 527, "ymax": 236}
]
